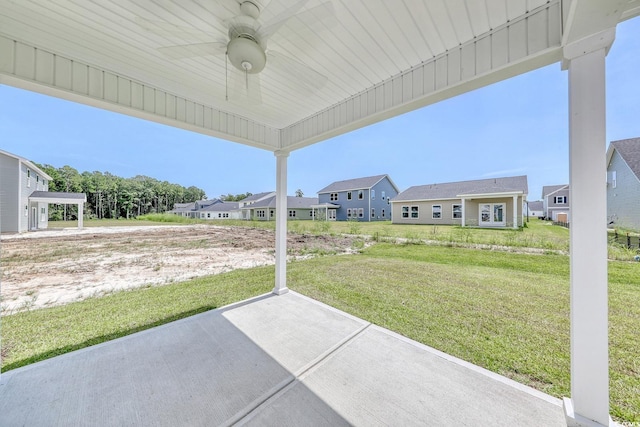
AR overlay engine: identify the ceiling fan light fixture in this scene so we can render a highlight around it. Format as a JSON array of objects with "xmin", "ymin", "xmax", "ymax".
[{"xmin": 227, "ymin": 36, "xmax": 266, "ymax": 74}]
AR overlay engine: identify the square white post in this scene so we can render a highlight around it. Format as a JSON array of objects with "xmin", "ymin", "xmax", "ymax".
[
  {"xmin": 77, "ymin": 202, "xmax": 84, "ymax": 229},
  {"xmin": 461, "ymin": 198, "xmax": 466, "ymax": 227},
  {"xmin": 273, "ymin": 151, "xmax": 289, "ymax": 295},
  {"xmin": 563, "ymin": 30, "xmax": 613, "ymax": 427},
  {"xmin": 512, "ymin": 195, "xmax": 518, "ymax": 229}
]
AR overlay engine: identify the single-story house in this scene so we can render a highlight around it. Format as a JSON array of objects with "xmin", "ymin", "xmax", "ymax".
[
  {"xmin": 607, "ymin": 137, "xmax": 640, "ymax": 230},
  {"xmin": 542, "ymin": 184, "xmax": 570, "ymax": 222},
  {"xmin": 200, "ymin": 201, "xmax": 242, "ymax": 220},
  {"xmin": 238, "ymin": 192, "xmax": 277, "ymax": 220},
  {"xmin": 0, "ymin": 148, "xmax": 86, "ymax": 232},
  {"xmin": 527, "ymin": 200, "xmax": 544, "ymax": 219},
  {"xmin": 317, "ymin": 174, "xmax": 399, "ymax": 221},
  {"xmin": 391, "ymin": 175, "xmax": 528, "ymax": 228},
  {"xmin": 241, "ymin": 196, "xmax": 319, "ymax": 221}
]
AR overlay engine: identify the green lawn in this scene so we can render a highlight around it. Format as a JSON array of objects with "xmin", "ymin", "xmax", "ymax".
[{"xmin": 2, "ymin": 242, "xmax": 638, "ymax": 423}]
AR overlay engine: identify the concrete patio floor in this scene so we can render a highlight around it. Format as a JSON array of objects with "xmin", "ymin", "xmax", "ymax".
[{"xmin": 0, "ymin": 291, "xmax": 565, "ymax": 426}]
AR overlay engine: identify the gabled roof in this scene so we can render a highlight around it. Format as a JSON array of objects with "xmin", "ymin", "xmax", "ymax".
[
  {"xmin": 541, "ymin": 185, "xmax": 569, "ymax": 198},
  {"xmin": 608, "ymin": 137, "xmax": 640, "ymax": 180},
  {"xmin": 393, "ymin": 176, "xmax": 528, "ymax": 202},
  {"xmin": 242, "ymin": 196, "xmax": 319, "ymax": 210},
  {"xmin": 239, "ymin": 192, "xmax": 276, "ymax": 203},
  {"xmin": 169, "ymin": 202, "xmax": 196, "ymax": 212},
  {"xmin": 0, "ymin": 148, "xmax": 53, "ymax": 181},
  {"xmin": 528, "ymin": 200, "xmax": 544, "ymax": 211},
  {"xmin": 317, "ymin": 174, "xmax": 397, "ymax": 194},
  {"xmin": 201, "ymin": 202, "xmax": 239, "ymax": 212}
]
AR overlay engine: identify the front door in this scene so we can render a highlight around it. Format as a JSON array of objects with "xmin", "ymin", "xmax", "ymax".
[{"xmin": 31, "ymin": 206, "xmax": 38, "ymax": 230}]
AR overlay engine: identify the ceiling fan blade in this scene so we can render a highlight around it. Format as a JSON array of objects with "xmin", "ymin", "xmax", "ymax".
[
  {"xmin": 229, "ymin": 69, "xmax": 263, "ymax": 104},
  {"xmin": 256, "ymin": 0, "xmax": 311, "ymax": 41},
  {"xmin": 267, "ymin": 50, "xmax": 327, "ymax": 93},
  {"xmin": 158, "ymin": 42, "xmax": 227, "ymax": 59}
]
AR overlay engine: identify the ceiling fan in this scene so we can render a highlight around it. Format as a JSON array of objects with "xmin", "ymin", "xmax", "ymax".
[{"xmin": 138, "ymin": 0, "xmax": 333, "ymax": 103}]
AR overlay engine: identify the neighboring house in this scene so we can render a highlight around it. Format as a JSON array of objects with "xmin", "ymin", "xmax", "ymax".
[
  {"xmin": 0, "ymin": 148, "xmax": 86, "ymax": 232},
  {"xmin": 317, "ymin": 174, "xmax": 399, "ymax": 221},
  {"xmin": 527, "ymin": 200, "xmax": 544, "ymax": 219},
  {"xmin": 168, "ymin": 198, "xmax": 242, "ymax": 220},
  {"xmin": 238, "ymin": 191, "xmax": 277, "ymax": 220},
  {"xmin": 391, "ymin": 175, "xmax": 528, "ymax": 228},
  {"xmin": 607, "ymin": 137, "xmax": 640, "ymax": 230},
  {"xmin": 200, "ymin": 201, "xmax": 242, "ymax": 220},
  {"xmin": 241, "ymin": 195, "xmax": 319, "ymax": 221},
  {"xmin": 542, "ymin": 184, "xmax": 570, "ymax": 221}
]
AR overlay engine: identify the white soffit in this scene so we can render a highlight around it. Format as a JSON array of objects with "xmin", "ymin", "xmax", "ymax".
[{"xmin": 0, "ymin": 1, "xmax": 636, "ymax": 152}]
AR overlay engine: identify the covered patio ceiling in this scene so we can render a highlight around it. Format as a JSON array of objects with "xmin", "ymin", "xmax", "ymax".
[
  {"xmin": 2, "ymin": 1, "xmax": 639, "ymax": 426},
  {"xmin": 0, "ymin": 0, "xmax": 637, "ymax": 153}
]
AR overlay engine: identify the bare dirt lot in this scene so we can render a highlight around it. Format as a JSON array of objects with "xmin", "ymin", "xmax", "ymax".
[{"xmin": 1, "ymin": 225, "xmax": 359, "ymax": 313}]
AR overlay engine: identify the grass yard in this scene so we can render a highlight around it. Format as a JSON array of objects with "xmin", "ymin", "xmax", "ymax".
[{"xmin": 2, "ymin": 241, "xmax": 638, "ymax": 423}]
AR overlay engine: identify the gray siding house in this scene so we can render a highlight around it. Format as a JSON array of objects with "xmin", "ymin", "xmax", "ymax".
[
  {"xmin": 391, "ymin": 175, "xmax": 528, "ymax": 228},
  {"xmin": 526, "ymin": 200, "xmax": 544, "ymax": 219},
  {"xmin": 542, "ymin": 185, "xmax": 570, "ymax": 221},
  {"xmin": 607, "ymin": 137, "xmax": 640, "ymax": 230},
  {"xmin": 317, "ymin": 174, "xmax": 399, "ymax": 221},
  {"xmin": 0, "ymin": 149, "xmax": 86, "ymax": 232},
  {"xmin": 168, "ymin": 199, "xmax": 242, "ymax": 220}
]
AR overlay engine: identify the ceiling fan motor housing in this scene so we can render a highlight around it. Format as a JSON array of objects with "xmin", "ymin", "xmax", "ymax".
[{"xmin": 227, "ymin": 36, "xmax": 266, "ymax": 73}]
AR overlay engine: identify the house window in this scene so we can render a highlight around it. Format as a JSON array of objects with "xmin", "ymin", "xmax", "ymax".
[
  {"xmin": 381, "ymin": 191, "xmax": 386, "ymax": 200},
  {"xmin": 257, "ymin": 210, "xmax": 265, "ymax": 218},
  {"xmin": 554, "ymin": 196, "xmax": 567, "ymax": 204},
  {"xmin": 358, "ymin": 190, "xmax": 364, "ymax": 200},
  {"xmin": 27, "ymin": 169, "xmax": 31, "ymax": 187},
  {"xmin": 347, "ymin": 208, "xmax": 352, "ymax": 218},
  {"xmin": 411, "ymin": 206, "xmax": 419, "ymax": 219},
  {"xmin": 387, "ymin": 198, "xmax": 390, "ymax": 205},
  {"xmin": 347, "ymin": 191, "xmax": 352, "ymax": 200},
  {"xmin": 432, "ymin": 205, "xmax": 441, "ymax": 219},
  {"xmin": 611, "ymin": 171, "xmax": 617, "ymax": 188},
  {"xmin": 25, "ymin": 205, "xmax": 28, "ymax": 216},
  {"xmin": 382, "ymin": 209, "xmax": 385, "ymax": 218},
  {"xmin": 358, "ymin": 208, "xmax": 364, "ymax": 218},
  {"xmin": 328, "ymin": 210, "xmax": 336, "ymax": 220},
  {"xmin": 330, "ymin": 193, "xmax": 338, "ymax": 201},
  {"xmin": 40, "ymin": 207, "xmax": 46, "ymax": 222},
  {"xmin": 207, "ymin": 213, "xmax": 211, "ymax": 218},
  {"xmin": 402, "ymin": 206, "xmax": 409, "ymax": 218},
  {"xmin": 270, "ymin": 210, "xmax": 275, "ymax": 218},
  {"xmin": 218, "ymin": 213, "xmax": 222, "ymax": 218},
  {"xmin": 371, "ymin": 208, "xmax": 375, "ymax": 218},
  {"xmin": 452, "ymin": 204, "xmax": 462, "ymax": 219},
  {"xmin": 289, "ymin": 210, "xmax": 296, "ymax": 217},
  {"xmin": 371, "ymin": 189, "xmax": 375, "ymax": 200}
]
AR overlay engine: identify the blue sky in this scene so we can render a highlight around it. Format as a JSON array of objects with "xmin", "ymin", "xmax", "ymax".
[{"xmin": 1, "ymin": 19, "xmax": 639, "ymax": 202}]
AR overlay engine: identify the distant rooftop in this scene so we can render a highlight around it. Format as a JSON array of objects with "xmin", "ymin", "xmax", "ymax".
[{"xmin": 394, "ymin": 176, "xmax": 528, "ymax": 202}]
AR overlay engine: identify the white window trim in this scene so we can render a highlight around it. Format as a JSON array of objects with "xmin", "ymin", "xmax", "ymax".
[
  {"xmin": 432, "ymin": 205, "xmax": 442, "ymax": 219},
  {"xmin": 452, "ymin": 204, "xmax": 462, "ymax": 219}
]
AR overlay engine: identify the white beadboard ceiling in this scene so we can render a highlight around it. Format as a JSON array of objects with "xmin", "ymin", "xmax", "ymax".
[{"xmin": 1, "ymin": 0, "xmax": 639, "ymax": 151}]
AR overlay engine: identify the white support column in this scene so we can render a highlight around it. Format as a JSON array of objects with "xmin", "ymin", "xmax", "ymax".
[
  {"xmin": 77, "ymin": 202, "xmax": 84, "ymax": 229},
  {"xmin": 273, "ymin": 151, "xmax": 289, "ymax": 295},
  {"xmin": 461, "ymin": 198, "xmax": 466, "ymax": 227},
  {"xmin": 512, "ymin": 196, "xmax": 518, "ymax": 229},
  {"xmin": 562, "ymin": 30, "xmax": 613, "ymax": 427}
]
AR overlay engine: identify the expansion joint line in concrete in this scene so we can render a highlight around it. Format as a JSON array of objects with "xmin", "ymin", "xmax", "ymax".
[{"xmin": 231, "ymin": 322, "xmax": 372, "ymax": 425}]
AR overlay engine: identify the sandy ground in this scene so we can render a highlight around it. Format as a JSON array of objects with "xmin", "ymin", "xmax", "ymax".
[{"xmin": 0, "ymin": 225, "xmax": 358, "ymax": 313}]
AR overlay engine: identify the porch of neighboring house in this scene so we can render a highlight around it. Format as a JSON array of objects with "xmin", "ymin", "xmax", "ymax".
[
  {"xmin": 0, "ymin": 291, "xmax": 565, "ymax": 426},
  {"xmin": 28, "ymin": 191, "xmax": 87, "ymax": 231}
]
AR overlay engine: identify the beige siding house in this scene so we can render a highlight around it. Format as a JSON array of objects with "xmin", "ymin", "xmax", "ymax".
[{"xmin": 391, "ymin": 176, "xmax": 528, "ymax": 228}]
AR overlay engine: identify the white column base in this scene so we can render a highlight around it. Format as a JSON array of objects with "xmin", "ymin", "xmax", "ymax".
[
  {"xmin": 272, "ymin": 286, "xmax": 290, "ymax": 296},
  {"xmin": 563, "ymin": 398, "xmax": 619, "ymax": 427}
]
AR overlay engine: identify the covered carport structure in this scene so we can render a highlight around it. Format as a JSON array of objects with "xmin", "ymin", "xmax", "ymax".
[
  {"xmin": 1, "ymin": 1, "xmax": 639, "ymax": 425},
  {"xmin": 28, "ymin": 191, "xmax": 87, "ymax": 230}
]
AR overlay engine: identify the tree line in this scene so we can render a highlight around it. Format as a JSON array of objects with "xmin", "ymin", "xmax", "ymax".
[{"xmin": 38, "ymin": 164, "xmax": 206, "ymax": 220}]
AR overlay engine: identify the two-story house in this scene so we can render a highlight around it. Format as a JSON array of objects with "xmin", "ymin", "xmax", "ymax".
[
  {"xmin": 0, "ymin": 148, "xmax": 86, "ymax": 232},
  {"xmin": 316, "ymin": 175, "xmax": 399, "ymax": 221},
  {"xmin": 607, "ymin": 137, "xmax": 640, "ymax": 230},
  {"xmin": 542, "ymin": 184, "xmax": 570, "ymax": 222}
]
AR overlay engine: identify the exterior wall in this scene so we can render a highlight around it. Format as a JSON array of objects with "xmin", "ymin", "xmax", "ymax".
[
  {"xmin": 392, "ymin": 196, "xmax": 524, "ymax": 227},
  {"xmin": 202, "ymin": 210, "xmax": 243, "ymax": 220},
  {"xmin": 19, "ymin": 161, "xmax": 35, "ymax": 232},
  {"xmin": 545, "ymin": 188, "xmax": 570, "ymax": 221},
  {"xmin": 607, "ymin": 151, "xmax": 640, "ymax": 230},
  {"xmin": 248, "ymin": 208, "xmax": 313, "ymax": 220},
  {"xmin": 391, "ymin": 199, "xmax": 462, "ymax": 225},
  {"xmin": 0, "ymin": 154, "xmax": 20, "ymax": 233},
  {"xmin": 318, "ymin": 177, "xmax": 398, "ymax": 222}
]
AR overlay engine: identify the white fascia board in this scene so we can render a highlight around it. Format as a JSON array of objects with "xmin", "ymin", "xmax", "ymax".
[
  {"xmin": 457, "ymin": 191, "xmax": 524, "ymax": 198},
  {"xmin": 390, "ymin": 197, "xmax": 460, "ymax": 204}
]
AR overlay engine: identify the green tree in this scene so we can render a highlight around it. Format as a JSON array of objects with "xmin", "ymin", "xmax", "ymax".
[{"xmin": 295, "ymin": 189, "xmax": 304, "ymax": 197}]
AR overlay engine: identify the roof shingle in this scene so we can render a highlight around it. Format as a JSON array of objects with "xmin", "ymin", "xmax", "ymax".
[
  {"xmin": 611, "ymin": 137, "xmax": 640, "ymax": 180},
  {"xmin": 393, "ymin": 176, "xmax": 528, "ymax": 202}
]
